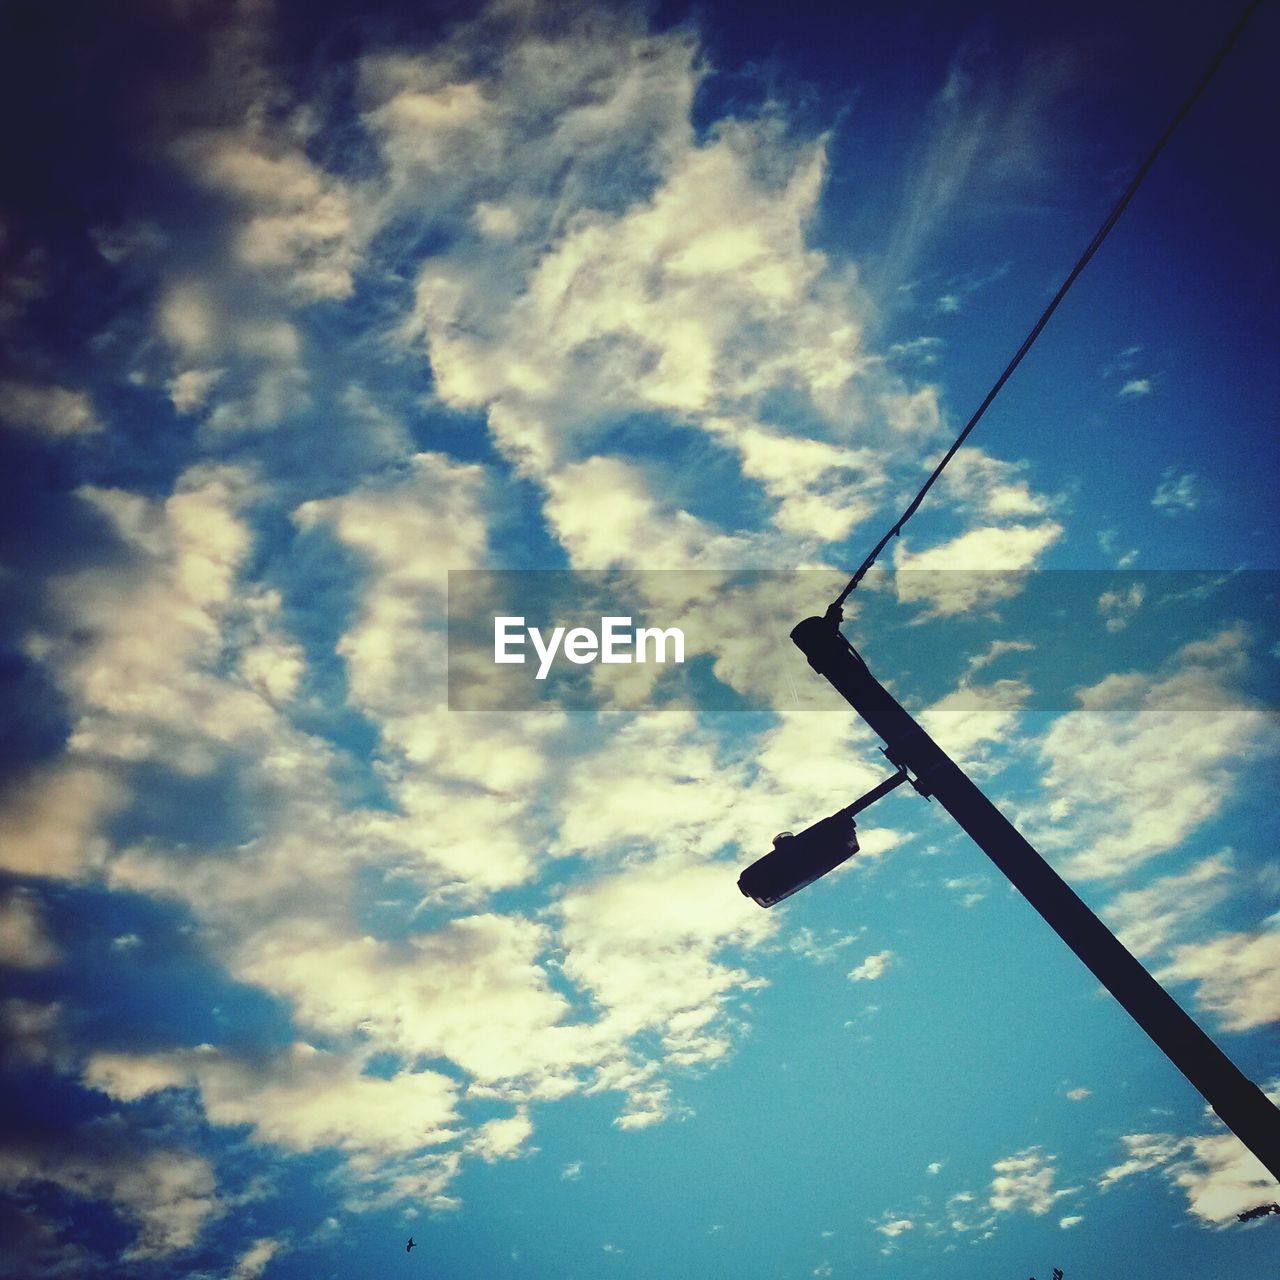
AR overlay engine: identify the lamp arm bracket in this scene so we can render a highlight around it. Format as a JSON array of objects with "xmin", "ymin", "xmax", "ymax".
[
  {"xmin": 880, "ymin": 740, "xmax": 941, "ymax": 801},
  {"xmin": 842, "ymin": 763, "xmax": 911, "ymax": 818}
]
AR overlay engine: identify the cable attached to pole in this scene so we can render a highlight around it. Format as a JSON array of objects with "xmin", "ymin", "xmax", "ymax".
[{"xmin": 827, "ymin": 0, "xmax": 1263, "ymax": 621}]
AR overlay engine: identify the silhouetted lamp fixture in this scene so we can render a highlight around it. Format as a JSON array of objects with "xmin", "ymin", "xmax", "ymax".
[
  {"xmin": 739, "ymin": 766, "xmax": 908, "ymax": 907},
  {"xmin": 744, "ymin": 610, "xmax": 1280, "ymax": 1185}
]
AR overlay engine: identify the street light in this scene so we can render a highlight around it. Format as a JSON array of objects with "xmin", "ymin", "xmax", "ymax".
[
  {"xmin": 738, "ymin": 765, "xmax": 908, "ymax": 907},
  {"xmin": 738, "ymin": 610, "xmax": 1280, "ymax": 1185}
]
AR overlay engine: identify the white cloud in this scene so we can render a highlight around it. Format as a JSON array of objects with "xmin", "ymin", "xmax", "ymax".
[
  {"xmin": 86, "ymin": 1042, "xmax": 461, "ymax": 1157},
  {"xmin": 1032, "ymin": 629, "xmax": 1270, "ymax": 878},
  {"xmin": 789, "ymin": 927, "xmax": 862, "ymax": 964},
  {"xmin": 228, "ymin": 913, "xmax": 595, "ymax": 1092},
  {"xmin": 539, "ymin": 456, "xmax": 759, "ymax": 571},
  {"xmin": 1102, "ymin": 852, "xmax": 1233, "ymax": 958},
  {"xmin": 1097, "ymin": 581, "xmax": 1146, "ymax": 632},
  {"xmin": 703, "ymin": 415, "xmax": 886, "ymax": 542},
  {"xmin": 893, "ymin": 520, "xmax": 1063, "ymax": 617},
  {"xmin": 175, "ymin": 129, "xmax": 360, "ymax": 302},
  {"xmin": 966, "ymin": 638, "xmax": 1035, "ymax": 674},
  {"xmin": 1119, "ymin": 378, "xmax": 1151, "ymax": 398},
  {"xmin": 889, "ymin": 335, "xmax": 943, "ymax": 365},
  {"xmin": 1097, "ymin": 528, "xmax": 1139, "ymax": 568},
  {"xmin": 876, "ymin": 37, "xmax": 1078, "ymax": 292},
  {"xmin": 553, "ymin": 705, "xmax": 891, "ymax": 874},
  {"xmin": 383, "ymin": 44, "xmax": 882, "ymax": 482},
  {"xmin": 0, "ymin": 997, "xmax": 64, "ymax": 1069},
  {"xmin": 0, "ymin": 379, "xmax": 100, "ymax": 436},
  {"xmin": 1064, "ymin": 1086, "xmax": 1092, "ymax": 1102},
  {"xmin": 848, "ymin": 950, "xmax": 894, "ymax": 982},
  {"xmin": 155, "ymin": 280, "xmax": 308, "ymax": 430},
  {"xmin": 230, "ymin": 1237, "xmax": 283, "ymax": 1279},
  {"xmin": 1099, "ymin": 1115, "xmax": 1280, "ymax": 1226},
  {"xmin": 942, "ymin": 875, "xmax": 988, "ymax": 908},
  {"xmin": 0, "ymin": 887, "xmax": 61, "ymax": 968},
  {"xmin": 920, "ymin": 677, "xmax": 1030, "ymax": 772},
  {"xmin": 936, "ymin": 448, "xmax": 1049, "ymax": 519},
  {"xmin": 943, "ymin": 1188, "xmax": 997, "ymax": 1236},
  {"xmin": 1152, "ymin": 468, "xmax": 1200, "ymax": 515},
  {"xmin": 19, "ymin": 470, "xmax": 345, "ymax": 869},
  {"xmin": 0, "ymin": 1128, "xmax": 223, "ymax": 1260},
  {"xmin": 465, "ymin": 1108, "xmax": 536, "ymax": 1163},
  {"xmin": 0, "ymin": 763, "xmax": 125, "ymax": 880},
  {"xmin": 1059, "ymin": 1214, "xmax": 1083, "ymax": 1228},
  {"xmin": 118, "ymin": 2, "xmax": 370, "ymax": 435},
  {"xmin": 295, "ymin": 451, "xmax": 488, "ymax": 713},
  {"xmin": 557, "ymin": 855, "xmax": 775, "ymax": 1076},
  {"xmin": 168, "ymin": 367, "xmax": 224, "ymax": 415},
  {"xmin": 1156, "ymin": 929, "xmax": 1280, "ymax": 1031},
  {"xmin": 987, "ymin": 1146, "xmax": 1076, "ymax": 1216},
  {"xmin": 361, "ymin": 10, "xmax": 978, "ymax": 596},
  {"xmin": 295, "ymin": 455, "xmax": 580, "ymax": 899},
  {"xmin": 874, "ymin": 1214, "xmax": 915, "ymax": 1238}
]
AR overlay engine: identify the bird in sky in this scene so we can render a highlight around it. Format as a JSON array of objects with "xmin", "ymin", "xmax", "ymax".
[{"xmin": 406, "ymin": 1236, "xmax": 416, "ymax": 1253}]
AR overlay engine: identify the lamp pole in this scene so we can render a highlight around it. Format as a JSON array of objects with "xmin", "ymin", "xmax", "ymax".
[{"xmin": 790, "ymin": 612, "xmax": 1280, "ymax": 1185}]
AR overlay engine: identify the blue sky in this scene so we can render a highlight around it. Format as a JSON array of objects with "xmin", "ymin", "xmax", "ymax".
[{"xmin": 1, "ymin": 1, "xmax": 1277, "ymax": 1277}]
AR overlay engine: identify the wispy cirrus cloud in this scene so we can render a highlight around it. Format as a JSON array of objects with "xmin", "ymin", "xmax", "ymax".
[{"xmin": 877, "ymin": 42, "xmax": 1081, "ymax": 295}]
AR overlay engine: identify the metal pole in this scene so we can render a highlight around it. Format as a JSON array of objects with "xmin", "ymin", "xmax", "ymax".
[{"xmin": 792, "ymin": 613, "xmax": 1280, "ymax": 1184}]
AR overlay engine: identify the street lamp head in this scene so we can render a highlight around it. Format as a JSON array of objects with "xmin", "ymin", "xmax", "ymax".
[{"xmin": 738, "ymin": 807, "xmax": 859, "ymax": 907}]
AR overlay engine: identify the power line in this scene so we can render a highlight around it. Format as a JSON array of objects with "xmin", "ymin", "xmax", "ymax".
[{"xmin": 828, "ymin": 0, "xmax": 1264, "ymax": 619}]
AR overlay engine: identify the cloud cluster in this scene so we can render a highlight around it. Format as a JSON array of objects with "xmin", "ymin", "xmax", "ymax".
[
  {"xmin": 874, "ymin": 1144, "xmax": 1079, "ymax": 1256},
  {"xmin": 1098, "ymin": 1114, "xmax": 1280, "ymax": 1226},
  {"xmin": 0, "ymin": 1124, "xmax": 223, "ymax": 1262},
  {"xmin": 1032, "ymin": 629, "xmax": 1270, "ymax": 880},
  {"xmin": 3, "ymin": 2, "xmax": 1263, "ymax": 1273},
  {"xmin": 987, "ymin": 1146, "xmax": 1077, "ymax": 1216}
]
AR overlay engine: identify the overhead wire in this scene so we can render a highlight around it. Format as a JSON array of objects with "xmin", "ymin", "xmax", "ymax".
[{"xmin": 827, "ymin": 0, "xmax": 1264, "ymax": 620}]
